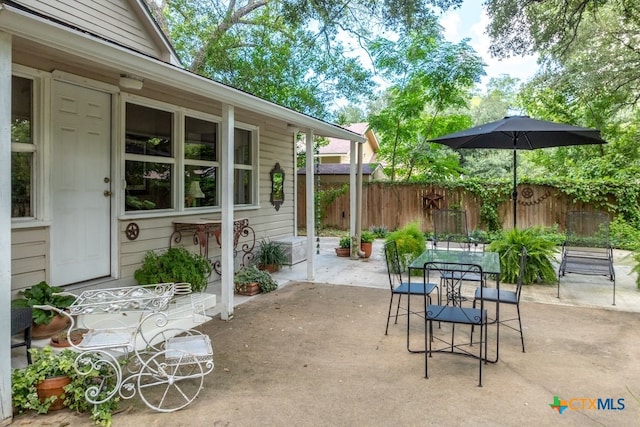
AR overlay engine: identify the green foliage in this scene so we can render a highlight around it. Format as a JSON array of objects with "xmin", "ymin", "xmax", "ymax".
[
  {"xmin": 385, "ymin": 222, "xmax": 426, "ymax": 271},
  {"xmin": 134, "ymin": 247, "xmax": 212, "ymax": 293},
  {"xmin": 338, "ymin": 236, "xmax": 351, "ymax": 249},
  {"xmin": 234, "ymin": 265, "xmax": 278, "ymax": 293},
  {"xmin": 488, "ymin": 227, "xmax": 559, "ymax": 285},
  {"xmin": 256, "ymin": 240, "xmax": 288, "ymax": 267},
  {"xmin": 631, "ymin": 251, "xmax": 640, "ymax": 290},
  {"xmin": 11, "ymin": 282, "xmax": 76, "ymax": 325},
  {"xmin": 316, "ymin": 184, "xmax": 349, "ymax": 226},
  {"xmin": 367, "ymin": 20, "xmax": 484, "ymax": 182},
  {"xmin": 610, "ymin": 216, "xmax": 640, "ymax": 251},
  {"xmin": 360, "ymin": 230, "xmax": 375, "ymax": 243},
  {"xmin": 370, "ymin": 226, "xmax": 389, "ymax": 238},
  {"xmin": 12, "ymin": 347, "xmax": 118, "ymax": 425}
]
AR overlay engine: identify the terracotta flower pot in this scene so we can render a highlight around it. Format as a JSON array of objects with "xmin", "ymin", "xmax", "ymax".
[
  {"xmin": 360, "ymin": 242, "xmax": 373, "ymax": 258},
  {"xmin": 335, "ymin": 248, "xmax": 350, "ymax": 257},
  {"xmin": 32, "ymin": 314, "xmax": 71, "ymax": 339},
  {"xmin": 50, "ymin": 328, "xmax": 88, "ymax": 348},
  {"xmin": 258, "ymin": 263, "xmax": 280, "ymax": 273},
  {"xmin": 36, "ymin": 375, "xmax": 71, "ymax": 411},
  {"xmin": 235, "ymin": 282, "xmax": 262, "ymax": 296}
]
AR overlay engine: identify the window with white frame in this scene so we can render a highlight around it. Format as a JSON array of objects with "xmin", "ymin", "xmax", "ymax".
[
  {"xmin": 234, "ymin": 127, "xmax": 256, "ymax": 205},
  {"xmin": 124, "ymin": 102, "xmax": 174, "ymax": 211},
  {"xmin": 184, "ymin": 116, "xmax": 218, "ymax": 208},
  {"xmin": 11, "ymin": 75, "xmax": 35, "ymax": 218},
  {"xmin": 124, "ymin": 99, "xmax": 257, "ymax": 212}
]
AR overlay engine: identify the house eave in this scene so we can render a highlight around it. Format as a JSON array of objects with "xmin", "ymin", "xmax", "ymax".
[{"xmin": 0, "ymin": 2, "xmax": 366, "ymax": 143}]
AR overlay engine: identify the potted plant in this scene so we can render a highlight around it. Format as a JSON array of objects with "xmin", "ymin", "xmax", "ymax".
[
  {"xmin": 488, "ymin": 226, "xmax": 558, "ymax": 284},
  {"xmin": 256, "ymin": 239, "xmax": 288, "ymax": 273},
  {"xmin": 335, "ymin": 236, "xmax": 351, "ymax": 257},
  {"xmin": 360, "ymin": 230, "xmax": 375, "ymax": 258},
  {"xmin": 11, "ymin": 281, "xmax": 76, "ymax": 339},
  {"xmin": 12, "ymin": 346, "xmax": 118, "ymax": 424},
  {"xmin": 234, "ymin": 265, "xmax": 279, "ymax": 296},
  {"xmin": 134, "ymin": 247, "xmax": 212, "ymax": 293},
  {"xmin": 385, "ymin": 222, "xmax": 426, "ymax": 272}
]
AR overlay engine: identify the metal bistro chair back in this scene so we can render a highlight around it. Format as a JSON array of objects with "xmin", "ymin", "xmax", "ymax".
[
  {"xmin": 433, "ymin": 209, "xmax": 470, "ymax": 250},
  {"xmin": 383, "ymin": 240, "xmax": 438, "ymax": 339},
  {"xmin": 433, "ymin": 210, "xmax": 485, "ymax": 297},
  {"xmin": 423, "ymin": 261, "xmax": 487, "ymax": 386},
  {"xmin": 11, "ymin": 307, "xmax": 33, "ymax": 365},
  {"xmin": 473, "ymin": 247, "xmax": 527, "ymax": 354}
]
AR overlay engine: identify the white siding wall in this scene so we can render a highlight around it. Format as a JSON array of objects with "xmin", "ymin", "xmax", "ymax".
[
  {"xmin": 11, "ymin": 227, "xmax": 48, "ymax": 293},
  {"xmin": 16, "ymin": 0, "xmax": 162, "ymax": 58},
  {"xmin": 118, "ymin": 120, "xmax": 296, "ymax": 283}
]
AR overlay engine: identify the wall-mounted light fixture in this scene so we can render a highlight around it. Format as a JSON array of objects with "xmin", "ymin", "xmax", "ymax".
[{"xmin": 119, "ymin": 74, "xmax": 144, "ymax": 90}]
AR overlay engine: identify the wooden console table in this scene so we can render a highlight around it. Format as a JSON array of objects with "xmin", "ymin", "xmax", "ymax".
[{"xmin": 170, "ymin": 218, "xmax": 255, "ymax": 274}]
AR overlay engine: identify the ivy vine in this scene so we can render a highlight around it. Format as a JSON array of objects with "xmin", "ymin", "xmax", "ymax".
[
  {"xmin": 315, "ymin": 184, "xmax": 349, "ymax": 227},
  {"xmin": 372, "ymin": 176, "xmax": 640, "ymax": 232}
]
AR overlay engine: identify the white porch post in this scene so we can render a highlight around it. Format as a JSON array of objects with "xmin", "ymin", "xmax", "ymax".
[
  {"xmin": 349, "ymin": 141, "xmax": 357, "ymax": 257},
  {"xmin": 305, "ymin": 128, "xmax": 315, "ymax": 280},
  {"xmin": 356, "ymin": 141, "xmax": 364, "ymax": 251},
  {"xmin": 220, "ymin": 103, "xmax": 234, "ymax": 320},
  {"xmin": 289, "ymin": 126, "xmax": 299, "ymax": 235},
  {"xmin": 0, "ymin": 30, "xmax": 12, "ymax": 423}
]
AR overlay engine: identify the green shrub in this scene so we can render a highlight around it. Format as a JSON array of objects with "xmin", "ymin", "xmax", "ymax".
[
  {"xmin": 488, "ymin": 227, "xmax": 558, "ymax": 284},
  {"xmin": 360, "ymin": 230, "xmax": 375, "ymax": 243},
  {"xmin": 134, "ymin": 247, "xmax": 212, "ymax": 293},
  {"xmin": 370, "ymin": 226, "xmax": 388, "ymax": 239},
  {"xmin": 338, "ymin": 235, "xmax": 351, "ymax": 249},
  {"xmin": 631, "ymin": 251, "xmax": 640, "ymax": 289},
  {"xmin": 610, "ymin": 216, "xmax": 640, "ymax": 251},
  {"xmin": 11, "ymin": 281, "xmax": 76, "ymax": 325},
  {"xmin": 12, "ymin": 347, "xmax": 118, "ymax": 425},
  {"xmin": 234, "ymin": 265, "xmax": 278, "ymax": 293},
  {"xmin": 255, "ymin": 239, "xmax": 287, "ymax": 267},
  {"xmin": 385, "ymin": 222, "xmax": 426, "ymax": 271}
]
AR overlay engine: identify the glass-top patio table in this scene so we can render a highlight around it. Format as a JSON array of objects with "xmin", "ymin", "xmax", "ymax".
[{"xmin": 407, "ymin": 249, "xmax": 502, "ymax": 363}]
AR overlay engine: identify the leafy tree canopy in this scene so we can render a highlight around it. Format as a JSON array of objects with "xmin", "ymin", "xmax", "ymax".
[
  {"xmin": 367, "ymin": 21, "xmax": 484, "ymax": 181},
  {"xmin": 147, "ymin": 0, "xmax": 465, "ymax": 119}
]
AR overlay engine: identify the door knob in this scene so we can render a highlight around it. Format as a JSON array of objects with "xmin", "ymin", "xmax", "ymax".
[{"xmin": 104, "ymin": 190, "xmax": 113, "ymax": 197}]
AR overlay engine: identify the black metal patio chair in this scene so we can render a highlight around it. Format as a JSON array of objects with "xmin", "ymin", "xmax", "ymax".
[
  {"xmin": 423, "ymin": 261, "xmax": 488, "ymax": 386},
  {"xmin": 384, "ymin": 241, "xmax": 438, "ymax": 346},
  {"xmin": 472, "ymin": 247, "xmax": 527, "ymax": 353},
  {"xmin": 11, "ymin": 307, "xmax": 33, "ymax": 364}
]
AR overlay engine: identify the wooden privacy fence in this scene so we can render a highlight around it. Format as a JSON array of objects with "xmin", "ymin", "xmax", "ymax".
[{"xmin": 297, "ymin": 182, "xmax": 614, "ymax": 233}]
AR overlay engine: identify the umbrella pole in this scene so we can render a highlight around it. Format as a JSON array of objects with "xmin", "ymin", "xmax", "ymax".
[{"xmin": 513, "ymin": 144, "xmax": 517, "ymax": 228}]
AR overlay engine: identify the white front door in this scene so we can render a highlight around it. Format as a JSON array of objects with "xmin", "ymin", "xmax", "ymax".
[{"xmin": 50, "ymin": 81, "xmax": 112, "ymax": 285}]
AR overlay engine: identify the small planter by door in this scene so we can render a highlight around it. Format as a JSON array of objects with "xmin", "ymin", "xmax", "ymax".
[
  {"xmin": 235, "ymin": 282, "xmax": 262, "ymax": 296},
  {"xmin": 335, "ymin": 248, "xmax": 350, "ymax": 257},
  {"xmin": 258, "ymin": 264, "xmax": 280, "ymax": 273},
  {"xmin": 32, "ymin": 314, "xmax": 71, "ymax": 339},
  {"xmin": 50, "ymin": 328, "xmax": 88, "ymax": 348},
  {"xmin": 36, "ymin": 375, "xmax": 71, "ymax": 411}
]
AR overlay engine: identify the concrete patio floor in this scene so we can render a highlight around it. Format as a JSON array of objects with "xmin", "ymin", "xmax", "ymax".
[{"xmin": 10, "ymin": 237, "xmax": 640, "ymax": 426}]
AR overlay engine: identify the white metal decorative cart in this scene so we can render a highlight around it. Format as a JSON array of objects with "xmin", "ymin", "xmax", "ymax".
[{"xmin": 37, "ymin": 282, "xmax": 214, "ymax": 412}]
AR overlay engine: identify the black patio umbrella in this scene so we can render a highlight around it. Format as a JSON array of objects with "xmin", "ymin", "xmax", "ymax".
[{"xmin": 428, "ymin": 116, "xmax": 607, "ymax": 227}]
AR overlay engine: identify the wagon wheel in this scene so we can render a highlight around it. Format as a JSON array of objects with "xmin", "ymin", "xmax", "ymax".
[{"xmin": 136, "ymin": 349, "xmax": 205, "ymax": 412}]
